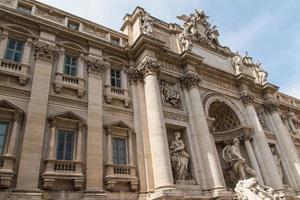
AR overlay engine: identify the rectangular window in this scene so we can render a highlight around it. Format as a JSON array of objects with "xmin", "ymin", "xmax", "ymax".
[
  {"xmin": 112, "ymin": 137, "xmax": 127, "ymax": 165},
  {"xmin": 111, "ymin": 69, "xmax": 122, "ymax": 88},
  {"xmin": 17, "ymin": 4, "xmax": 32, "ymax": 14},
  {"xmin": 111, "ymin": 37, "xmax": 120, "ymax": 46},
  {"xmin": 64, "ymin": 55, "xmax": 78, "ymax": 76},
  {"xmin": 68, "ymin": 21, "xmax": 79, "ymax": 31},
  {"xmin": 5, "ymin": 38, "xmax": 24, "ymax": 62},
  {"xmin": 0, "ymin": 122, "xmax": 9, "ymax": 155},
  {"xmin": 56, "ymin": 129, "xmax": 74, "ymax": 160}
]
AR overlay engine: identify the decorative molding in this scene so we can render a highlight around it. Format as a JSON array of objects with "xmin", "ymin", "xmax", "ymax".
[
  {"xmin": 180, "ymin": 71, "xmax": 201, "ymax": 88},
  {"xmin": 34, "ymin": 41, "xmax": 59, "ymax": 61},
  {"xmin": 137, "ymin": 57, "xmax": 160, "ymax": 77},
  {"xmin": 240, "ymin": 90, "xmax": 255, "ymax": 106},
  {"xmin": 126, "ymin": 68, "xmax": 143, "ymax": 83},
  {"xmin": 0, "ymin": 84, "xmax": 30, "ymax": 99},
  {"xmin": 86, "ymin": 57, "xmax": 110, "ymax": 75},
  {"xmin": 264, "ymin": 99, "xmax": 280, "ymax": 113}
]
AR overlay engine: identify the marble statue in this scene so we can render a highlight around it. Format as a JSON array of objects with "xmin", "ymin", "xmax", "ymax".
[
  {"xmin": 140, "ymin": 11, "xmax": 153, "ymax": 35},
  {"xmin": 255, "ymin": 64, "xmax": 268, "ymax": 85},
  {"xmin": 206, "ymin": 25, "xmax": 220, "ymax": 46},
  {"xmin": 161, "ymin": 81, "xmax": 181, "ymax": 108},
  {"xmin": 270, "ymin": 147, "xmax": 284, "ymax": 181},
  {"xmin": 222, "ymin": 138, "xmax": 256, "ymax": 180},
  {"xmin": 179, "ymin": 31, "xmax": 192, "ymax": 51},
  {"xmin": 169, "ymin": 132, "xmax": 191, "ymax": 181},
  {"xmin": 235, "ymin": 177, "xmax": 285, "ymax": 200},
  {"xmin": 232, "ymin": 52, "xmax": 243, "ymax": 75}
]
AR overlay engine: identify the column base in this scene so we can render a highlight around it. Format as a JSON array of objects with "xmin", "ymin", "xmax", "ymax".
[
  {"xmin": 149, "ymin": 188, "xmax": 183, "ymax": 200},
  {"xmin": 8, "ymin": 190, "xmax": 42, "ymax": 200},
  {"xmin": 82, "ymin": 191, "xmax": 107, "ymax": 200}
]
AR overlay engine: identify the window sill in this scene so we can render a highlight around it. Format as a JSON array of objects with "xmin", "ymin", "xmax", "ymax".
[
  {"xmin": 41, "ymin": 159, "xmax": 84, "ymax": 190},
  {"xmin": 0, "ymin": 58, "xmax": 30, "ymax": 86},
  {"xmin": 104, "ymin": 163, "xmax": 138, "ymax": 191},
  {"xmin": 53, "ymin": 73, "xmax": 86, "ymax": 98},
  {"xmin": 104, "ymin": 85, "xmax": 130, "ymax": 108}
]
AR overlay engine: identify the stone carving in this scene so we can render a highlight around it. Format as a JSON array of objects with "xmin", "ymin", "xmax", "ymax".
[
  {"xmin": 232, "ymin": 52, "xmax": 243, "ymax": 75},
  {"xmin": 180, "ymin": 71, "xmax": 201, "ymax": 88},
  {"xmin": 206, "ymin": 24, "xmax": 220, "ymax": 46},
  {"xmin": 240, "ymin": 90, "xmax": 255, "ymax": 106},
  {"xmin": 169, "ymin": 132, "xmax": 192, "ymax": 182},
  {"xmin": 264, "ymin": 99, "xmax": 279, "ymax": 113},
  {"xmin": 36, "ymin": 8, "xmax": 64, "ymax": 24},
  {"xmin": 126, "ymin": 68, "xmax": 143, "ymax": 83},
  {"xmin": 255, "ymin": 63, "xmax": 268, "ymax": 85},
  {"xmin": 270, "ymin": 146, "xmax": 284, "ymax": 181},
  {"xmin": 137, "ymin": 58, "xmax": 160, "ymax": 76},
  {"xmin": 161, "ymin": 81, "xmax": 181, "ymax": 108},
  {"xmin": 86, "ymin": 57, "xmax": 110, "ymax": 74},
  {"xmin": 82, "ymin": 25, "xmax": 107, "ymax": 39},
  {"xmin": 140, "ymin": 11, "xmax": 153, "ymax": 35},
  {"xmin": 34, "ymin": 41, "xmax": 59, "ymax": 61},
  {"xmin": 257, "ymin": 112, "xmax": 270, "ymax": 131},
  {"xmin": 235, "ymin": 177, "xmax": 285, "ymax": 200},
  {"xmin": 178, "ymin": 31, "xmax": 192, "ymax": 51},
  {"xmin": 222, "ymin": 138, "xmax": 256, "ymax": 180}
]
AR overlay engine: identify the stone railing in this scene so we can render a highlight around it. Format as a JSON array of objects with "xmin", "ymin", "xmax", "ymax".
[
  {"xmin": 42, "ymin": 159, "xmax": 84, "ymax": 190},
  {"xmin": 104, "ymin": 85, "xmax": 130, "ymax": 108},
  {"xmin": 0, "ymin": 58, "xmax": 30, "ymax": 85},
  {"xmin": 104, "ymin": 163, "xmax": 138, "ymax": 191},
  {"xmin": 53, "ymin": 73, "xmax": 86, "ymax": 98},
  {"xmin": 0, "ymin": 155, "xmax": 15, "ymax": 188},
  {"xmin": 275, "ymin": 92, "xmax": 300, "ymax": 108}
]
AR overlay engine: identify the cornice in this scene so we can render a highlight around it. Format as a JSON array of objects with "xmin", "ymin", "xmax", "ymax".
[{"xmin": 0, "ymin": 84, "xmax": 31, "ymax": 100}]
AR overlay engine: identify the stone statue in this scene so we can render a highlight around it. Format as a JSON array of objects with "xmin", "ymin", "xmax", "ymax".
[
  {"xmin": 222, "ymin": 138, "xmax": 256, "ymax": 180},
  {"xmin": 235, "ymin": 177, "xmax": 285, "ymax": 200},
  {"xmin": 206, "ymin": 25, "xmax": 220, "ymax": 46},
  {"xmin": 140, "ymin": 11, "xmax": 153, "ymax": 35},
  {"xmin": 270, "ymin": 147, "xmax": 284, "ymax": 181},
  {"xmin": 161, "ymin": 81, "xmax": 181, "ymax": 108},
  {"xmin": 169, "ymin": 132, "xmax": 191, "ymax": 181},
  {"xmin": 179, "ymin": 31, "xmax": 192, "ymax": 51},
  {"xmin": 232, "ymin": 52, "xmax": 243, "ymax": 75},
  {"xmin": 255, "ymin": 63, "xmax": 268, "ymax": 85}
]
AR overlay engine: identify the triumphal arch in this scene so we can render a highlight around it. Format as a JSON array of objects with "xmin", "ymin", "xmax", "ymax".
[{"xmin": 0, "ymin": 0, "xmax": 299, "ymax": 199}]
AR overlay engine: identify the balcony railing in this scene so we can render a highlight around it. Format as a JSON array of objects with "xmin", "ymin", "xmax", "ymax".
[
  {"xmin": 53, "ymin": 73, "xmax": 86, "ymax": 98},
  {"xmin": 54, "ymin": 160, "xmax": 76, "ymax": 172},
  {"xmin": 62, "ymin": 75, "xmax": 79, "ymax": 85},
  {"xmin": 0, "ymin": 58, "xmax": 30, "ymax": 85},
  {"xmin": 113, "ymin": 165, "xmax": 131, "ymax": 175},
  {"xmin": 104, "ymin": 85, "xmax": 130, "ymax": 108}
]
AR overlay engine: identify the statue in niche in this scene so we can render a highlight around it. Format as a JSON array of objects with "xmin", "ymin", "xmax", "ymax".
[
  {"xmin": 235, "ymin": 177, "xmax": 285, "ymax": 200},
  {"xmin": 222, "ymin": 138, "xmax": 256, "ymax": 180},
  {"xmin": 161, "ymin": 81, "xmax": 181, "ymax": 108},
  {"xmin": 270, "ymin": 146, "xmax": 284, "ymax": 181},
  {"xmin": 232, "ymin": 52, "xmax": 243, "ymax": 75},
  {"xmin": 169, "ymin": 132, "xmax": 191, "ymax": 182},
  {"xmin": 140, "ymin": 11, "xmax": 153, "ymax": 35}
]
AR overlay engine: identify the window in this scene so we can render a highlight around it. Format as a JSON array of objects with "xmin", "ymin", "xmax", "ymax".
[
  {"xmin": 111, "ymin": 37, "xmax": 120, "ymax": 46},
  {"xmin": 56, "ymin": 129, "xmax": 74, "ymax": 160},
  {"xmin": 68, "ymin": 21, "xmax": 79, "ymax": 31},
  {"xmin": 5, "ymin": 38, "xmax": 24, "ymax": 62},
  {"xmin": 111, "ymin": 69, "xmax": 122, "ymax": 88},
  {"xmin": 64, "ymin": 55, "xmax": 78, "ymax": 76},
  {"xmin": 0, "ymin": 122, "xmax": 8, "ymax": 155},
  {"xmin": 113, "ymin": 137, "xmax": 127, "ymax": 165},
  {"xmin": 17, "ymin": 4, "xmax": 32, "ymax": 14}
]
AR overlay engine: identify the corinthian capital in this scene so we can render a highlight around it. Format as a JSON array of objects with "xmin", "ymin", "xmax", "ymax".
[
  {"xmin": 86, "ymin": 57, "xmax": 110, "ymax": 75},
  {"xmin": 240, "ymin": 90, "xmax": 255, "ymax": 106},
  {"xmin": 137, "ymin": 57, "xmax": 160, "ymax": 77},
  {"xmin": 34, "ymin": 41, "xmax": 59, "ymax": 61},
  {"xmin": 180, "ymin": 71, "xmax": 201, "ymax": 88},
  {"xmin": 264, "ymin": 99, "xmax": 279, "ymax": 113},
  {"xmin": 126, "ymin": 68, "xmax": 143, "ymax": 84}
]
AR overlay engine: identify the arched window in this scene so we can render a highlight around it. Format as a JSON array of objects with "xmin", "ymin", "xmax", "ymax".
[{"xmin": 208, "ymin": 101, "xmax": 241, "ymax": 132}]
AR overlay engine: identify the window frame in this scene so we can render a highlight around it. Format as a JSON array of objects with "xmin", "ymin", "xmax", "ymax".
[
  {"xmin": 0, "ymin": 120, "xmax": 10, "ymax": 156},
  {"xmin": 55, "ymin": 128, "xmax": 76, "ymax": 161},
  {"xmin": 5, "ymin": 38, "xmax": 25, "ymax": 63},
  {"xmin": 17, "ymin": 3, "xmax": 32, "ymax": 15},
  {"xmin": 112, "ymin": 136, "xmax": 128, "ymax": 165},
  {"xmin": 64, "ymin": 54, "xmax": 78, "ymax": 76},
  {"xmin": 111, "ymin": 68, "xmax": 122, "ymax": 88}
]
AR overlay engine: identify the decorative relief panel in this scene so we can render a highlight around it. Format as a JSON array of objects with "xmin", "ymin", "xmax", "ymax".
[
  {"xmin": 82, "ymin": 24, "xmax": 108, "ymax": 40},
  {"xmin": 36, "ymin": 8, "xmax": 65, "ymax": 24},
  {"xmin": 0, "ymin": 0, "xmax": 14, "ymax": 6},
  {"xmin": 160, "ymin": 80, "xmax": 181, "ymax": 109},
  {"xmin": 160, "ymin": 61, "xmax": 181, "ymax": 74}
]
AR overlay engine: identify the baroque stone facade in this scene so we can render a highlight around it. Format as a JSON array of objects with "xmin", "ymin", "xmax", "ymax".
[{"xmin": 0, "ymin": 1, "xmax": 299, "ymax": 200}]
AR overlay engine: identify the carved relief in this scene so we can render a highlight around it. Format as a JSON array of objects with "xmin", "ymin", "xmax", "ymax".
[
  {"xmin": 161, "ymin": 80, "xmax": 181, "ymax": 109},
  {"xmin": 127, "ymin": 68, "xmax": 143, "ymax": 83},
  {"xmin": 34, "ymin": 42, "xmax": 59, "ymax": 61},
  {"xmin": 257, "ymin": 112, "xmax": 270, "ymax": 131},
  {"xmin": 240, "ymin": 90, "xmax": 255, "ymax": 106},
  {"xmin": 86, "ymin": 57, "xmax": 110, "ymax": 74},
  {"xmin": 180, "ymin": 71, "xmax": 201, "ymax": 88},
  {"xmin": 82, "ymin": 25, "xmax": 108, "ymax": 39},
  {"xmin": 270, "ymin": 146, "xmax": 284, "ymax": 182},
  {"xmin": 36, "ymin": 8, "xmax": 64, "ymax": 24},
  {"xmin": 169, "ymin": 132, "xmax": 194, "ymax": 184},
  {"xmin": 222, "ymin": 138, "xmax": 256, "ymax": 180},
  {"xmin": 0, "ymin": 0, "xmax": 14, "ymax": 6},
  {"xmin": 137, "ymin": 57, "xmax": 160, "ymax": 76},
  {"xmin": 264, "ymin": 99, "xmax": 279, "ymax": 113}
]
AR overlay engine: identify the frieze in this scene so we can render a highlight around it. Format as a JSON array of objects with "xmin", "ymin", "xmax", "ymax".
[
  {"xmin": 82, "ymin": 25, "xmax": 108, "ymax": 40},
  {"xmin": 163, "ymin": 109, "xmax": 189, "ymax": 122},
  {"xmin": 35, "ymin": 8, "xmax": 64, "ymax": 24},
  {"xmin": 160, "ymin": 61, "xmax": 181, "ymax": 74},
  {"xmin": 198, "ymin": 73, "xmax": 235, "ymax": 91}
]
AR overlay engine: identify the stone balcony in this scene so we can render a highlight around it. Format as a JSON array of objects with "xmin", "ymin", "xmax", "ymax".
[
  {"xmin": 104, "ymin": 85, "xmax": 130, "ymax": 108},
  {"xmin": 0, "ymin": 155, "xmax": 15, "ymax": 188},
  {"xmin": 0, "ymin": 58, "xmax": 30, "ymax": 85},
  {"xmin": 104, "ymin": 164, "xmax": 138, "ymax": 191},
  {"xmin": 41, "ymin": 159, "xmax": 84, "ymax": 190},
  {"xmin": 53, "ymin": 73, "xmax": 86, "ymax": 98}
]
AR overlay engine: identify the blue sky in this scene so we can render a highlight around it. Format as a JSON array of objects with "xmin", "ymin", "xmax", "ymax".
[{"xmin": 39, "ymin": 0, "xmax": 300, "ymax": 99}]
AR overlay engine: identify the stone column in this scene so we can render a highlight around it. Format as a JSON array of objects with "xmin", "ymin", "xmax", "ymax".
[
  {"xmin": 6, "ymin": 112, "xmax": 22, "ymax": 156},
  {"xmin": 0, "ymin": 30, "xmax": 8, "ymax": 58},
  {"xmin": 128, "ymin": 131, "xmax": 134, "ymax": 166},
  {"xmin": 84, "ymin": 57, "xmax": 109, "ymax": 196},
  {"xmin": 48, "ymin": 120, "xmax": 56, "ymax": 160},
  {"xmin": 76, "ymin": 123, "xmax": 83, "ymax": 162},
  {"xmin": 107, "ymin": 130, "xmax": 113, "ymax": 164},
  {"xmin": 21, "ymin": 38, "xmax": 33, "ymax": 65},
  {"xmin": 240, "ymin": 89, "xmax": 284, "ymax": 190},
  {"xmin": 16, "ymin": 41, "xmax": 58, "ymax": 192},
  {"xmin": 127, "ymin": 67, "xmax": 148, "ymax": 195},
  {"xmin": 264, "ymin": 98, "xmax": 300, "ymax": 189},
  {"xmin": 137, "ymin": 57, "xmax": 174, "ymax": 190},
  {"xmin": 180, "ymin": 71, "xmax": 225, "ymax": 190},
  {"xmin": 57, "ymin": 48, "xmax": 65, "ymax": 74}
]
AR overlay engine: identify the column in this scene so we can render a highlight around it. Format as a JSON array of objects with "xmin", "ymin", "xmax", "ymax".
[
  {"xmin": 127, "ymin": 68, "xmax": 147, "ymax": 194},
  {"xmin": 84, "ymin": 57, "xmax": 108, "ymax": 194},
  {"xmin": 57, "ymin": 48, "xmax": 65, "ymax": 74},
  {"xmin": 105, "ymin": 66, "xmax": 111, "ymax": 86},
  {"xmin": 76, "ymin": 123, "xmax": 83, "ymax": 161},
  {"xmin": 244, "ymin": 138, "xmax": 263, "ymax": 184},
  {"xmin": 181, "ymin": 71, "xmax": 225, "ymax": 190},
  {"xmin": 48, "ymin": 120, "xmax": 56, "ymax": 159},
  {"xmin": 6, "ymin": 112, "xmax": 22, "ymax": 156},
  {"xmin": 0, "ymin": 30, "xmax": 8, "ymax": 58},
  {"xmin": 78, "ymin": 54, "xmax": 84, "ymax": 78},
  {"xmin": 264, "ymin": 98, "xmax": 300, "ymax": 189},
  {"xmin": 128, "ymin": 131, "xmax": 134, "ymax": 166},
  {"xmin": 240, "ymin": 89, "xmax": 284, "ymax": 190},
  {"xmin": 137, "ymin": 57, "xmax": 174, "ymax": 190},
  {"xmin": 21, "ymin": 38, "xmax": 33, "ymax": 66},
  {"xmin": 107, "ymin": 130, "xmax": 112, "ymax": 164},
  {"xmin": 16, "ymin": 41, "xmax": 58, "ymax": 191}
]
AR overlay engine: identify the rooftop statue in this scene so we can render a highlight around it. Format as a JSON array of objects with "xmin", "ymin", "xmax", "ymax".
[{"xmin": 140, "ymin": 11, "xmax": 153, "ymax": 36}]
